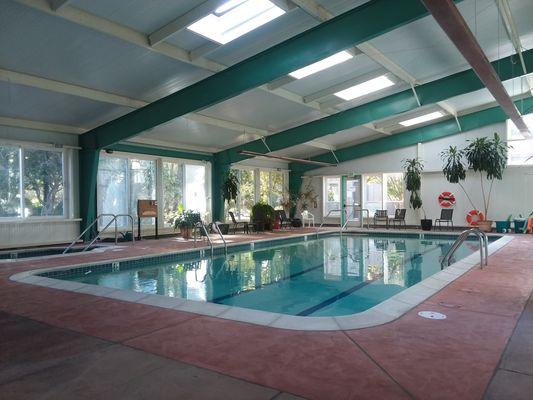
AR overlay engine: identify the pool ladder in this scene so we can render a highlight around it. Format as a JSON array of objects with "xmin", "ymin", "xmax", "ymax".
[
  {"xmin": 441, "ymin": 228, "xmax": 488, "ymax": 269},
  {"xmin": 195, "ymin": 222, "xmax": 227, "ymax": 256},
  {"xmin": 316, "ymin": 207, "xmax": 371, "ymax": 238},
  {"xmin": 63, "ymin": 213, "xmax": 135, "ymax": 254}
]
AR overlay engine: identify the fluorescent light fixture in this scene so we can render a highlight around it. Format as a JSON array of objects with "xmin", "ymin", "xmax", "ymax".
[
  {"xmin": 399, "ymin": 111, "xmax": 445, "ymax": 127},
  {"xmin": 187, "ymin": 0, "xmax": 285, "ymax": 45},
  {"xmin": 238, "ymin": 150, "xmax": 337, "ymax": 167},
  {"xmin": 334, "ymin": 75, "xmax": 395, "ymax": 101},
  {"xmin": 289, "ymin": 51, "xmax": 353, "ymax": 79}
]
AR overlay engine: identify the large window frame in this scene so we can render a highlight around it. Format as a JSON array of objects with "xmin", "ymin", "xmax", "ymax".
[
  {"xmin": 507, "ymin": 115, "xmax": 533, "ymax": 166},
  {"xmin": 0, "ymin": 141, "xmax": 69, "ymax": 221},
  {"xmin": 97, "ymin": 151, "xmax": 211, "ymax": 231},
  {"xmin": 228, "ymin": 167, "xmax": 288, "ymax": 220},
  {"xmin": 362, "ymin": 172, "xmax": 404, "ymax": 216}
]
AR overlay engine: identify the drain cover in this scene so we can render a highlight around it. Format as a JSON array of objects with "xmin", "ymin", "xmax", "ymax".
[{"xmin": 418, "ymin": 311, "xmax": 447, "ymax": 320}]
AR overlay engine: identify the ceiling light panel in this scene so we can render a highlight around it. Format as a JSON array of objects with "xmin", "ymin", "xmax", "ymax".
[
  {"xmin": 187, "ymin": 0, "xmax": 285, "ymax": 45},
  {"xmin": 289, "ymin": 51, "xmax": 353, "ymax": 79},
  {"xmin": 399, "ymin": 111, "xmax": 445, "ymax": 127},
  {"xmin": 334, "ymin": 75, "xmax": 394, "ymax": 101}
]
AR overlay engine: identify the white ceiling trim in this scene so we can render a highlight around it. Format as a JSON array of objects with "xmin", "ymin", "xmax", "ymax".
[
  {"xmin": 0, "ymin": 68, "xmax": 146, "ymax": 108},
  {"xmin": 0, "ymin": 116, "xmax": 86, "ymax": 134}
]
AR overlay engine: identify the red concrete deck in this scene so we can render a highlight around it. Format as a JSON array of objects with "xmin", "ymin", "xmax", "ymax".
[{"xmin": 1, "ymin": 230, "xmax": 532, "ymax": 400}]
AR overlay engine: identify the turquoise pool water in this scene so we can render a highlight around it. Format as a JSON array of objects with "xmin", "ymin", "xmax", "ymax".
[{"xmin": 43, "ymin": 234, "xmax": 490, "ymax": 316}]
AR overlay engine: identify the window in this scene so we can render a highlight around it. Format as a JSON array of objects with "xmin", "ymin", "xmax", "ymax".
[
  {"xmin": 162, "ymin": 161, "xmax": 183, "ymax": 227},
  {"xmin": 0, "ymin": 145, "xmax": 64, "ymax": 219},
  {"xmin": 363, "ymin": 173, "xmax": 404, "ymax": 215},
  {"xmin": 24, "ymin": 149, "xmax": 64, "ymax": 217},
  {"xmin": 507, "ymin": 115, "xmax": 533, "ymax": 166},
  {"xmin": 98, "ymin": 154, "xmax": 210, "ymax": 229},
  {"xmin": 323, "ymin": 177, "xmax": 340, "ymax": 216},
  {"xmin": 0, "ymin": 146, "xmax": 20, "ymax": 218},
  {"xmin": 185, "ymin": 164, "xmax": 207, "ymax": 216},
  {"xmin": 187, "ymin": 0, "xmax": 285, "ymax": 45},
  {"xmin": 238, "ymin": 169, "xmax": 255, "ymax": 219},
  {"xmin": 229, "ymin": 168, "xmax": 287, "ymax": 219}
]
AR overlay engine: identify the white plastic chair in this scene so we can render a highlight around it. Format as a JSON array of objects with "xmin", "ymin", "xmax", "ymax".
[{"xmin": 301, "ymin": 210, "xmax": 315, "ymax": 227}]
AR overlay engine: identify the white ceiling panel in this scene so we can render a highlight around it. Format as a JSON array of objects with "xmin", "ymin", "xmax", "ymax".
[
  {"xmin": 0, "ymin": 81, "xmax": 132, "ymax": 128},
  {"xmin": 200, "ymin": 89, "xmax": 326, "ymax": 131},
  {"xmin": 0, "ymin": 1, "xmax": 211, "ymax": 102},
  {"xmin": 72, "ymin": 0, "xmax": 200, "ymax": 35},
  {"xmin": 137, "ymin": 117, "xmax": 244, "ymax": 151}
]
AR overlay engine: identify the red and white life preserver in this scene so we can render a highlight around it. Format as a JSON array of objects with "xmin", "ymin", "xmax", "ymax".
[
  {"xmin": 438, "ymin": 191, "xmax": 456, "ymax": 207},
  {"xmin": 466, "ymin": 209, "xmax": 485, "ymax": 226}
]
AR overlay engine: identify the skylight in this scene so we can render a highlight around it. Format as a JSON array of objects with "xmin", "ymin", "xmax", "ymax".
[
  {"xmin": 187, "ymin": 0, "xmax": 285, "ymax": 45},
  {"xmin": 399, "ymin": 111, "xmax": 445, "ymax": 127},
  {"xmin": 334, "ymin": 75, "xmax": 395, "ymax": 101},
  {"xmin": 289, "ymin": 51, "xmax": 353, "ymax": 79}
]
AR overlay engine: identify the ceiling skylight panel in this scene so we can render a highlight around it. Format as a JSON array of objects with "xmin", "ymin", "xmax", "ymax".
[
  {"xmin": 289, "ymin": 51, "xmax": 353, "ymax": 79},
  {"xmin": 187, "ymin": 0, "xmax": 285, "ymax": 45},
  {"xmin": 399, "ymin": 111, "xmax": 445, "ymax": 127},
  {"xmin": 334, "ymin": 75, "xmax": 395, "ymax": 101}
]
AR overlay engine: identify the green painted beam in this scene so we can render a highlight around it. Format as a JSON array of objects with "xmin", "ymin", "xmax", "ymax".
[
  {"xmin": 105, "ymin": 143, "xmax": 213, "ymax": 162},
  {"xmin": 290, "ymin": 96, "xmax": 533, "ymax": 173},
  {"xmin": 78, "ymin": 149, "xmax": 99, "ymax": 240},
  {"xmin": 80, "ymin": 0, "xmax": 438, "ymax": 150},
  {"xmin": 219, "ymin": 50, "xmax": 533, "ymax": 164}
]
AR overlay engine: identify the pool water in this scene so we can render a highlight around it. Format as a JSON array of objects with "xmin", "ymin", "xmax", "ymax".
[{"xmin": 45, "ymin": 234, "xmax": 488, "ymax": 317}]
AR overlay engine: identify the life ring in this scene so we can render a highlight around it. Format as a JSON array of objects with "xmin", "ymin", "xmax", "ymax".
[
  {"xmin": 438, "ymin": 191, "xmax": 456, "ymax": 207},
  {"xmin": 466, "ymin": 209, "xmax": 485, "ymax": 226}
]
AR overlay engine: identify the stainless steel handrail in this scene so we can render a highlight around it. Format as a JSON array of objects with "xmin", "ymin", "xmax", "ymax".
[
  {"xmin": 211, "ymin": 222, "xmax": 228, "ymax": 254},
  {"xmin": 63, "ymin": 213, "xmax": 136, "ymax": 254},
  {"xmin": 441, "ymin": 228, "xmax": 489, "ymax": 269},
  {"xmin": 316, "ymin": 208, "xmax": 343, "ymax": 238},
  {"xmin": 342, "ymin": 206, "xmax": 371, "ymax": 230},
  {"xmin": 63, "ymin": 213, "xmax": 116, "ymax": 254}
]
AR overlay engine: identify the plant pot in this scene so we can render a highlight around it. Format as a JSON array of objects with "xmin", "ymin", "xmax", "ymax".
[
  {"xmin": 477, "ymin": 220, "xmax": 493, "ymax": 233},
  {"xmin": 514, "ymin": 219, "xmax": 526, "ymax": 234},
  {"xmin": 495, "ymin": 221, "xmax": 511, "ymax": 233},
  {"xmin": 420, "ymin": 219, "xmax": 432, "ymax": 231},
  {"xmin": 181, "ymin": 226, "xmax": 192, "ymax": 240}
]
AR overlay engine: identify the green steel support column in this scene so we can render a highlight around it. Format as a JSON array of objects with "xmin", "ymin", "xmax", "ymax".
[
  {"xmin": 288, "ymin": 170, "xmax": 303, "ymax": 218},
  {"xmin": 340, "ymin": 176, "xmax": 346, "ymax": 226},
  {"xmin": 212, "ymin": 157, "xmax": 230, "ymax": 222},
  {"xmin": 78, "ymin": 148, "xmax": 99, "ymax": 240}
]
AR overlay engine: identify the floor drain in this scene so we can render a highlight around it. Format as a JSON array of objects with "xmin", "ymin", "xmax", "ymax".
[{"xmin": 418, "ymin": 311, "xmax": 447, "ymax": 320}]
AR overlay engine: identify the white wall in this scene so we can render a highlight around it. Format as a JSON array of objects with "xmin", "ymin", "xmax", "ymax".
[
  {"xmin": 304, "ymin": 122, "xmax": 533, "ymax": 226},
  {"xmin": 0, "ymin": 126, "xmax": 81, "ymax": 248}
]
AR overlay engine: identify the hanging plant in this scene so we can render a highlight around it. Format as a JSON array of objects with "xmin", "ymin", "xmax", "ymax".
[{"xmin": 222, "ymin": 169, "xmax": 239, "ymax": 204}]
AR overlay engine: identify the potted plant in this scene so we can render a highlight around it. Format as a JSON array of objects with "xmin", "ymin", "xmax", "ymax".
[
  {"xmin": 173, "ymin": 208, "xmax": 199, "ymax": 239},
  {"xmin": 441, "ymin": 133, "xmax": 508, "ymax": 232},
  {"xmin": 403, "ymin": 158, "xmax": 432, "ymax": 230},
  {"xmin": 251, "ymin": 202, "xmax": 275, "ymax": 231}
]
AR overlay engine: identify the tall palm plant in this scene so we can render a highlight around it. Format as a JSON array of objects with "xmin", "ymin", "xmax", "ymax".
[{"xmin": 441, "ymin": 133, "xmax": 508, "ymax": 219}]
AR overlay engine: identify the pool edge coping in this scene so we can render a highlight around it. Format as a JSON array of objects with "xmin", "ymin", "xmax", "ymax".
[{"xmin": 9, "ymin": 232, "xmax": 514, "ymax": 332}]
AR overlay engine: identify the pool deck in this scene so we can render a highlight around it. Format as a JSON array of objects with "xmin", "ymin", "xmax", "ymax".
[{"xmin": 1, "ymin": 228, "xmax": 533, "ymax": 399}]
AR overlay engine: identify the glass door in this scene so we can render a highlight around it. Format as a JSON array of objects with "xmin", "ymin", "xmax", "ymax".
[{"xmin": 344, "ymin": 176, "xmax": 361, "ymax": 224}]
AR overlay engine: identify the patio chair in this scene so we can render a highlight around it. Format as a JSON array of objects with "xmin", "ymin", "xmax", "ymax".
[
  {"xmin": 373, "ymin": 210, "xmax": 389, "ymax": 229},
  {"xmin": 276, "ymin": 210, "xmax": 293, "ymax": 229},
  {"xmin": 390, "ymin": 208, "xmax": 406, "ymax": 229},
  {"xmin": 435, "ymin": 209, "xmax": 454, "ymax": 230},
  {"xmin": 228, "ymin": 211, "xmax": 249, "ymax": 234}
]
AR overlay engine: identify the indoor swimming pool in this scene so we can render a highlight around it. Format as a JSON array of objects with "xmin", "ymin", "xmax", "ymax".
[{"xmin": 37, "ymin": 233, "xmax": 494, "ymax": 317}]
